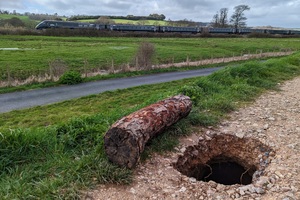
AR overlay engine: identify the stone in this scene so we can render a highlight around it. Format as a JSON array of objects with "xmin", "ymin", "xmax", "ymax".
[
  {"xmin": 216, "ymin": 184, "xmax": 225, "ymax": 191},
  {"xmin": 239, "ymin": 189, "xmax": 245, "ymax": 196},
  {"xmin": 236, "ymin": 132, "xmax": 245, "ymax": 138},
  {"xmin": 263, "ymin": 124, "xmax": 269, "ymax": 130},
  {"xmin": 281, "ymin": 187, "xmax": 291, "ymax": 192},
  {"xmin": 179, "ymin": 187, "xmax": 187, "ymax": 193},
  {"xmin": 268, "ymin": 117, "xmax": 276, "ymax": 121},
  {"xmin": 275, "ymin": 171, "xmax": 284, "ymax": 178},
  {"xmin": 254, "ymin": 187, "xmax": 265, "ymax": 194},
  {"xmin": 129, "ymin": 188, "xmax": 136, "ymax": 194},
  {"xmin": 189, "ymin": 177, "xmax": 197, "ymax": 183},
  {"xmin": 254, "ymin": 176, "xmax": 270, "ymax": 187},
  {"xmin": 180, "ymin": 147, "xmax": 186, "ymax": 153},
  {"xmin": 226, "ymin": 189, "xmax": 235, "ymax": 196}
]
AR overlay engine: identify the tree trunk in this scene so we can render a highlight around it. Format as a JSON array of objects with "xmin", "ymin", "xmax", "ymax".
[{"xmin": 104, "ymin": 95, "xmax": 192, "ymax": 169}]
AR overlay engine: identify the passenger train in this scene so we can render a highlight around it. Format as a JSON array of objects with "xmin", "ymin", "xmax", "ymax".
[{"xmin": 35, "ymin": 20, "xmax": 300, "ymax": 35}]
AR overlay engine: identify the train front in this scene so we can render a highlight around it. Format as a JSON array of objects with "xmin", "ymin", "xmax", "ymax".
[{"xmin": 35, "ymin": 21, "xmax": 48, "ymax": 30}]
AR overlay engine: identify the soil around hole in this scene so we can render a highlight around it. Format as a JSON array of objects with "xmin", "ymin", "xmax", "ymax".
[{"xmin": 173, "ymin": 134, "xmax": 274, "ymax": 186}]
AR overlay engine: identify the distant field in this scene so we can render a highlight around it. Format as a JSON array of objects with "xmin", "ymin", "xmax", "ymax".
[
  {"xmin": 1, "ymin": 36, "xmax": 299, "ymax": 82},
  {"xmin": 0, "ymin": 14, "xmax": 30, "ymax": 20}
]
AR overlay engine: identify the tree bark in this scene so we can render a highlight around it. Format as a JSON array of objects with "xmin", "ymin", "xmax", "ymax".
[{"xmin": 104, "ymin": 95, "xmax": 192, "ymax": 169}]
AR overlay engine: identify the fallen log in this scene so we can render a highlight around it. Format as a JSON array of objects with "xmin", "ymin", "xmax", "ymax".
[{"xmin": 104, "ymin": 95, "xmax": 192, "ymax": 169}]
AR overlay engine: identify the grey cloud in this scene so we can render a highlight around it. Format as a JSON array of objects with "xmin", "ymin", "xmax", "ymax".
[
  {"xmin": 0, "ymin": 0, "xmax": 24, "ymax": 9},
  {"xmin": 0, "ymin": 0, "xmax": 299, "ymax": 28}
]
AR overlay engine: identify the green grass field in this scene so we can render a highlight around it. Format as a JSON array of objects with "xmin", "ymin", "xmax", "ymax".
[
  {"xmin": 1, "ymin": 36, "xmax": 299, "ymax": 83},
  {"xmin": 0, "ymin": 14, "xmax": 30, "ymax": 21},
  {"xmin": 0, "ymin": 53, "xmax": 299, "ymax": 198}
]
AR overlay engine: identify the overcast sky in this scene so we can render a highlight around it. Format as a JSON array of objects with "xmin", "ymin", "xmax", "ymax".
[{"xmin": 0, "ymin": 0, "xmax": 299, "ymax": 28}]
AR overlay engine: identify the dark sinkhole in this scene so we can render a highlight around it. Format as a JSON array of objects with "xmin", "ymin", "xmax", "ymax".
[
  {"xmin": 173, "ymin": 134, "xmax": 274, "ymax": 186},
  {"xmin": 192, "ymin": 156, "xmax": 255, "ymax": 185}
]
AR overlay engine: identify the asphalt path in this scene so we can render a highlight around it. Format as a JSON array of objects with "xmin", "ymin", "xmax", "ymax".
[{"xmin": 0, "ymin": 67, "xmax": 222, "ymax": 113}]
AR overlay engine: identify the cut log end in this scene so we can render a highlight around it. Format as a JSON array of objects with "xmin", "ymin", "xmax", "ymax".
[{"xmin": 104, "ymin": 127, "xmax": 140, "ymax": 169}]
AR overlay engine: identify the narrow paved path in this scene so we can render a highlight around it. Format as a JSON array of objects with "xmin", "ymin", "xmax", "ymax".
[{"xmin": 0, "ymin": 67, "xmax": 222, "ymax": 113}]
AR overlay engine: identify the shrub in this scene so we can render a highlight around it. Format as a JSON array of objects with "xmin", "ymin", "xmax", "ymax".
[
  {"xmin": 59, "ymin": 71, "xmax": 83, "ymax": 85},
  {"xmin": 49, "ymin": 58, "xmax": 68, "ymax": 77},
  {"xmin": 134, "ymin": 41, "xmax": 156, "ymax": 70},
  {"xmin": 179, "ymin": 84, "xmax": 203, "ymax": 105}
]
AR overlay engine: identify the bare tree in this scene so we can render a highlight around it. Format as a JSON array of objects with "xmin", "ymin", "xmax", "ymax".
[
  {"xmin": 211, "ymin": 8, "xmax": 228, "ymax": 28},
  {"xmin": 230, "ymin": 5, "xmax": 250, "ymax": 29},
  {"xmin": 211, "ymin": 13, "xmax": 219, "ymax": 27},
  {"xmin": 219, "ymin": 8, "xmax": 229, "ymax": 27}
]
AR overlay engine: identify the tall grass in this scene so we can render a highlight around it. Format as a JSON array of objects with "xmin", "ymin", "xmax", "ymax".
[
  {"xmin": 179, "ymin": 53, "xmax": 300, "ymax": 117},
  {"xmin": 0, "ymin": 53, "xmax": 299, "ymax": 198}
]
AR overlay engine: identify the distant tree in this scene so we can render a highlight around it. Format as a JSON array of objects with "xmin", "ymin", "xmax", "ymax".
[
  {"xmin": 211, "ymin": 8, "xmax": 228, "ymax": 28},
  {"xmin": 159, "ymin": 14, "xmax": 166, "ymax": 20},
  {"xmin": 230, "ymin": 5, "xmax": 250, "ymax": 29},
  {"xmin": 149, "ymin": 14, "xmax": 166, "ymax": 20},
  {"xmin": 1, "ymin": 10, "xmax": 9, "ymax": 14},
  {"xmin": 10, "ymin": 17, "xmax": 25, "ymax": 27},
  {"xmin": 219, "ymin": 8, "xmax": 228, "ymax": 27},
  {"xmin": 211, "ymin": 13, "xmax": 219, "ymax": 27},
  {"xmin": 0, "ymin": 17, "xmax": 25, "ymax": 27}
]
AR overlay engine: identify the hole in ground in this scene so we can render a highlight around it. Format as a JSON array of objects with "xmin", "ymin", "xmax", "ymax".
[
  {"xmin": 174, "ymin": 134, "xmax": 274, "ymax": 186},
  {"xmin": 195, "ymin": 156, "xmax": 255, "ymax": 185}
]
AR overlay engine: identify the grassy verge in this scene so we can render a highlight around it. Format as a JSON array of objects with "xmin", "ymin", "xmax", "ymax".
[
  {"xmin": 0, "ymin": 63, "xmax": 216, "ymax": 94},
  {"xmin": 0, "ymin": 53, "xmax": 299, "ymax": 199},
  {"xmin": 0, "ymin": 62, "xmax": 234, "ymax": 94}
]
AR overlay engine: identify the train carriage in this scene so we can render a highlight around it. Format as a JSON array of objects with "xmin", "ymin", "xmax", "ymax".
[
  {"xmin": 159, "ymin": 26, "xmax": 199, "ymax": 33},
  {"xmin": 35, "ymin": 20, "xmax": 300, "ymax": 36},
  {"xmin": 110, "ymin": 24, "xmax": 156, "ymax": 32},
  {"xmin": 208, "ymin": 28, "xmax": 236, "ymax": 34}
]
